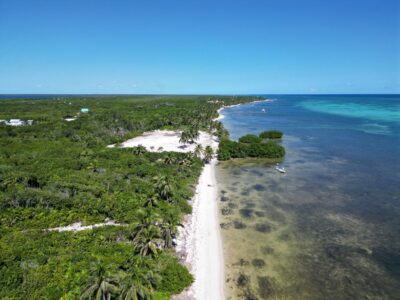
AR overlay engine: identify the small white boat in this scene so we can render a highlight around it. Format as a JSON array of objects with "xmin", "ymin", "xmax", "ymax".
[
  {"xmin": 261, "ymin": 108, "xmax": 266, "ymax": 113},
  {"xmin": 275, "ymin": 164, "xmax": 286, "ymax": 173}
]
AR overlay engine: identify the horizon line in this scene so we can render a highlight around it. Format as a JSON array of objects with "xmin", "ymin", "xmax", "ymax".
[{"xmin": 1, "ymin": 93, "xmax": 399, "ymax": 96}]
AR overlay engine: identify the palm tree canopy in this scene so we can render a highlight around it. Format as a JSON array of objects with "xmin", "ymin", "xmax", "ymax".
[
  {"xmin": 193, "ymin": 144, "xmax": 203, "ymax": 158},
  {"xmin": 153, "ymin": 175, "xmax": 175, "ymax": 201},
  {"xmin": 80, "ymin": 263, "xmax": 120, "ymax": 300},
  {"xmin": 119, "ymin": 269, "xmax": 159, "ymax": 300},
  {"xmin": 130, "ymin": 211, "xmax": 162, "ymax": 257},
  {"xmin": 132, "ymin": 145, "xmax": 147, "ymax": 155},
  {"xmin": 203, "ymin": 146, "xmax": 214, "ymax": 163}
]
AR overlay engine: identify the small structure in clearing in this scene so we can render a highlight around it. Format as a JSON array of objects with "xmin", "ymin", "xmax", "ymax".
[{"xmin": 0, "ymin": 119, "xmax": 33, "ymax": 126}]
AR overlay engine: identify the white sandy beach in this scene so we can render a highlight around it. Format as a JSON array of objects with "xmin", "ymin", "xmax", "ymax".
[
  {"xmin": 107, "ymin": 130, "xmax": 217, "ymax": 153},
  {"xmin": 108, "ymin": 129, "xmax": 224, "ymax": 300},
  {"xmin": 172, "ymin": 100, "xmax": 271, "ymax": 299},
  {"xmin": 174, "ymin": 154, "xmax": 224, "ymax": 300}
]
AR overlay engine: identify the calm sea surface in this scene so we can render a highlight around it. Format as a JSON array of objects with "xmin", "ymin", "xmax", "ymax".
[
  {"xmin": 217, "ymin": 95, "xmax": 400, "ymax": 299},
  {"xmin": 0, "ymin": 94, "xmax": 121, "ymax": 100}
]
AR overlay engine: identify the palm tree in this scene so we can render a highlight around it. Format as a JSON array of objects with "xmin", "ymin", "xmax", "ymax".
[
  {"xmin": 180, "ymin": 128, "xmax": 199, "ymax": 144},
  {"xmin": 188, "ymin": 128, "xmax": 199, "ymax": 143},
  {"xmin": 130, "ymin": 211, "xmax": 162, "ymax": 257},
  {"xmin": 143, "ymin": 195, "xmax": 158, "ymax": 208},
  {"xmin": 208, "ymin": 121, "xmax": 217, "ymax": 133},
  {"xmin": 161, "ymin": 223, "xmax": 175, "ymax": 248},
  {"xmin": 179, "ymin": 131, "xmax": 190, "ymax": 145},
  {"xmin": 119, "ymin": 274, "xmax": 151, "ymax": 300},
  {"xmin": 193, "ymin": 144, "xmax": 203, "ymax": 158},
  {"xmin": 163, "ymin": 154, "xmax": 175, "ymax": 165},
  {"xmin": 215, "ymin": 122, "xmax": 223, "ymax": 131},
  {"xmin": 204, "ymin": 146, "xmax": 214, "ymax": 163},
  {"xmin": 119, "ymin": 269, "xmax": 159, "ymax": 300},
  {"xmin": 80, "ymin": 263, "xmax": 119, "ymax": 300},
  {"xmin": 133, "ymin": 225, "xmax": 161, "ymax": 257},
  {"xmin": 153, "ymin": 175, "xmax": 174, "ymax": 201},
  {"xmin": 160, "ymin": 220, "xmax": 182, "ymax": 248},
  {"xmin": 178, "ymin": 155, "xmax": 192, "ymax": 166},
  {"xmin": 130, "ymin": 210, "xmax": 160, "ymax": 238},
  {"xmin": 132, "ymin": 145, "xmax": 146, "ymax": 156}
]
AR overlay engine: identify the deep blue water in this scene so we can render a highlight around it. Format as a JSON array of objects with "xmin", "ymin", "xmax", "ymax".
[
  {"xmin": 0, "ymin": 94, "xmax": 122, "ymax": 100},
  {"xmin": 218, "ymin": 95, "xmax": 400, "ymax": 299}
]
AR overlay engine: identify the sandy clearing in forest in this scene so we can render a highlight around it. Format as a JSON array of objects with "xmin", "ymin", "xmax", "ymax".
[
  {"xmin": 47, "ymin": 220, "xmax": 122, "ymax": 232},
  {"xmin": 107, "ymin": 130, "xmax": 218, "ymax": 154}
]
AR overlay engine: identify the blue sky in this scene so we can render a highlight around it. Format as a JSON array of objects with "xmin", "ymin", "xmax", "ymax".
[{"xmin": 0, "ymin": 0, "xmax": 399, "ymax": 94}]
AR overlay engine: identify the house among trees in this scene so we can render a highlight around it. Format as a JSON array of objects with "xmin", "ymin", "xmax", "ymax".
[{"xmin": 81, "ymin": 108, "xmax": 89, "ymax": 113}]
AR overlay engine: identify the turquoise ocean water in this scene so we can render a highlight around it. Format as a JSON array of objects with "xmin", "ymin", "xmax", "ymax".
[{"xmin": 218, "ymin": 95, "xmax": 400, "ymax": 299}]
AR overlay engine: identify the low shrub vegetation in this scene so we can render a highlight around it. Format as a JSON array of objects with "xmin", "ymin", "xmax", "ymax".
[
  {"xmin": 217, "ymin": 136, "xmax": 285, "ymax": 161},
  {"xmin": 259, "ymin": 130, "xmax": 283, "ymax": 139},
  {"xmin": 238, "ymin": 134, "xmax": 262, "ymax": 144}
]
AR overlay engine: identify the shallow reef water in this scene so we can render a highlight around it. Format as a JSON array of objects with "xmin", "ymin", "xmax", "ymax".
[{"xmin": 217, "ymin": 95, "xmax": 400, "ymax": 299}]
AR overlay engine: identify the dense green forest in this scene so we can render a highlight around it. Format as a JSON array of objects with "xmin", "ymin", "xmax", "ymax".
[
  {"xmin": 0, "ymin": 95, "xmax": 259, "ymax": 299},
  {"xmin": 217, "ymin": 132, "xmax": 285, "ymax": 161}
]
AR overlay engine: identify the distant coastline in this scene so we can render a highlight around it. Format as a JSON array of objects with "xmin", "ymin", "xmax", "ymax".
[{"xmin": 215, "ymin": 98, "xmax": 272, "ymax": 121}]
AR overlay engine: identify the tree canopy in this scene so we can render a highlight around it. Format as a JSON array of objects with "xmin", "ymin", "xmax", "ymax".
[
  {"xmin": 218, "ymin": 132, "xmax": 285, "ymax": 161},
  {"xmin": 259, "ymin": 130, "xmax": 283, "ymax": 139},
  {"xmin": 0, "ymin": 95, "xmax": 260, "ymax": 299}
]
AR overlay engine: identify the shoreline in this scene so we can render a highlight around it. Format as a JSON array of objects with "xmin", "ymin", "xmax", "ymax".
[
  {"xmin": 175, "ymin": 159, "xmax": 224, "ymax": 300},
  {"xmin": 175, "ymin": 98, "xmax": 272, "ymax": 299},
  {"xmin": 174, "ymin": 131, "xmax": 224, "ymax": 299},
  {"xmin": 215, "ymin": 98, "xmax": 272, "ymax": 121}
]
